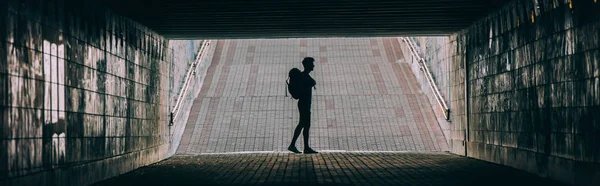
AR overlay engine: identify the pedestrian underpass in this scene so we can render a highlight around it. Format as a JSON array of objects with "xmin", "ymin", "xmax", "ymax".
[{"xmin": 4, "ymin": 0, "xmax": 597, "ymax": 185}]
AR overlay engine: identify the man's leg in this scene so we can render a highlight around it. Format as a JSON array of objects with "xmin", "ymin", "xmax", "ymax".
[
  {"xmin": 302, "ymin": 122, "xmax": 311, "ymax": 148},
  {"xmin": 300, "ymin": 104, "xmax": 317, "ymax": 154},
  {"xmin": 288, "ymin": 122, "xmax": 303, "ymax": 153},
  {"xmin": 288, "ymin": 101, "xmax": 306, "ymax": 153}
]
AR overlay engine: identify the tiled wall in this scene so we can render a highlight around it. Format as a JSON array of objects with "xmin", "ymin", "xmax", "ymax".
[
  {"xmin": 446, "ymin": 34, "xmax": 468, "ymax": 157},
  {"xmin": 411, "ymin": 0, "xmax": 600, "ymax": 184},
  {"xmin": 0, "ymin": 0, "xmax": 200, "ymax": 185}
]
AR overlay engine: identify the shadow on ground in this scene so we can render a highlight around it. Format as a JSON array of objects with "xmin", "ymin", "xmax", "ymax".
[{"xmin": 95, "ymin": 152, "xmax": 566, "ymax": 186}]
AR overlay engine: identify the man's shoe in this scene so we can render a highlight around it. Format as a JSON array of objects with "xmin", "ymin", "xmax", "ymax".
[
  {"xmin": 288, "ymin": 146, "xmax": 301, "ymax": 153},
  {"xmin": 303, "ymin": 147, "xmax": 318, "ymax": 154}
]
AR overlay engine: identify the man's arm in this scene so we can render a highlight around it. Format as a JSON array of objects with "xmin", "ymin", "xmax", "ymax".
[{"xmin": 309, "ymin": 75, "xmax": 316, "ymax": 87}]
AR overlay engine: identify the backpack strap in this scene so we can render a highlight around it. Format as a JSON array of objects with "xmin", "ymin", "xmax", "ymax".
[{"xmin": 285, "ymin": 77, "xmax": 289, "ymax": 97}]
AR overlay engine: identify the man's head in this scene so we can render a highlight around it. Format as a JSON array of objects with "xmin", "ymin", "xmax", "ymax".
[{"xmin": 302, "ymin": 57, "xmax": 315, "ymax": 72}]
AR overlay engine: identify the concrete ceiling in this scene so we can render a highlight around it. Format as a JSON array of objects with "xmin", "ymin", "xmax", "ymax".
[{"xmin": 102, "ymin": 0, "xmax": 508, "ymax": 39}]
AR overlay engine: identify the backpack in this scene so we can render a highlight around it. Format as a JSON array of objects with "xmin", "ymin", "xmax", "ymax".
[{"xmin": 286, "ymin": 68, "xmax": 303, "ymax": 99}]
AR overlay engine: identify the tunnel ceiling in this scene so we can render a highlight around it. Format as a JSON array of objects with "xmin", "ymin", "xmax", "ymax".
[{"xmin": 101, "ymin": 0, "xmax": 508, "ymax": 39}]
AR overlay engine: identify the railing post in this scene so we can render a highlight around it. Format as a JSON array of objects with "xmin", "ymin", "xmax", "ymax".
[{"xmin": 169, "ymin": 112, "xmax": 174, "ymax": 126}]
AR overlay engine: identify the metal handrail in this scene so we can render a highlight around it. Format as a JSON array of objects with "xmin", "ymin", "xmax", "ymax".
[
  {"xmin": 170, "ymin": 40, "xmax": 212, "ymax": 125},
  {"xmin": 401, "ymin": 37, "xmax": 450, "ymax": 120}
]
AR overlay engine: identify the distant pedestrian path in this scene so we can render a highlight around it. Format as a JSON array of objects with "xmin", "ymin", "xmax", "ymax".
[{"xmin": 176, "ymin": 38, "xmax": 447, "ymax": 154}]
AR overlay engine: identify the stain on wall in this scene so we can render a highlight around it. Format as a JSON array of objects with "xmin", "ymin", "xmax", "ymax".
[{"xmin": 0, "ymin": 0, "xmax": 201, "ymax": 185}]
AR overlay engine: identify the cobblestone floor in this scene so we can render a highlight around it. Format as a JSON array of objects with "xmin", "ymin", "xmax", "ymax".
[
  {"xmin": 177, "ymin": 38, "xmax": 447, "ymax": 154},
  {"xmin": 95, "ymin": 152, "xmax": 565, "ymax": 186}
]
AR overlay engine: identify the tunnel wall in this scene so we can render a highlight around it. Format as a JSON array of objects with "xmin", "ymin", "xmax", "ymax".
[
  {"xmin": 408, "ymin": 0, "xmax": 600, "ymax": 184},
  {"xmin": 0, "ymin": 0, "xmax": 200, "ymax": 185}
]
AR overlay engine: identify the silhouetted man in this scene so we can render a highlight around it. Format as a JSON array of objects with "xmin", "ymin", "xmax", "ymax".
[{"xmin": 288, "ymin": 57, "xmax": 318, "ymax": 154}]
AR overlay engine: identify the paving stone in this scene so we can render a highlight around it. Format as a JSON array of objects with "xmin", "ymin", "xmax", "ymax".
[{"xmin": 95, "ymin": 152, "xmax": 566, "ymax": 186}]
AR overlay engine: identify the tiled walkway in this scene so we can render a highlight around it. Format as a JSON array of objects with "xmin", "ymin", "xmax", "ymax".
[
  {"xmin": 177, "ymin": 38, "xmax": 447, "ymax": 154},
  {"xmin": 96, "ymin": 152, "xmax": 565, "ymax": 186}
]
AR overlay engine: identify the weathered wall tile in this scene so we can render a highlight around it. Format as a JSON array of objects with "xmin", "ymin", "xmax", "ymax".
[
  {"xmin": 3, "ymin": 0, "xmax": 203, "ymax": 185},
  {"xmin": 595, "ymin": 78, "xmax": 600, "ymax": 106},
  {"xmin": 5, "ymin": 12, "xmax": 17, "ymax": 44},
  {"xmin": 0, "ymin": 74, "xmax": 6, "ymax": 107},
  {"xmin": 0, "ymin": 139, "xmax": 7, "ymax": 180},
  {"xmin": 410, "ymin": 0, "xmax": 600, "ymax": 184}
]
